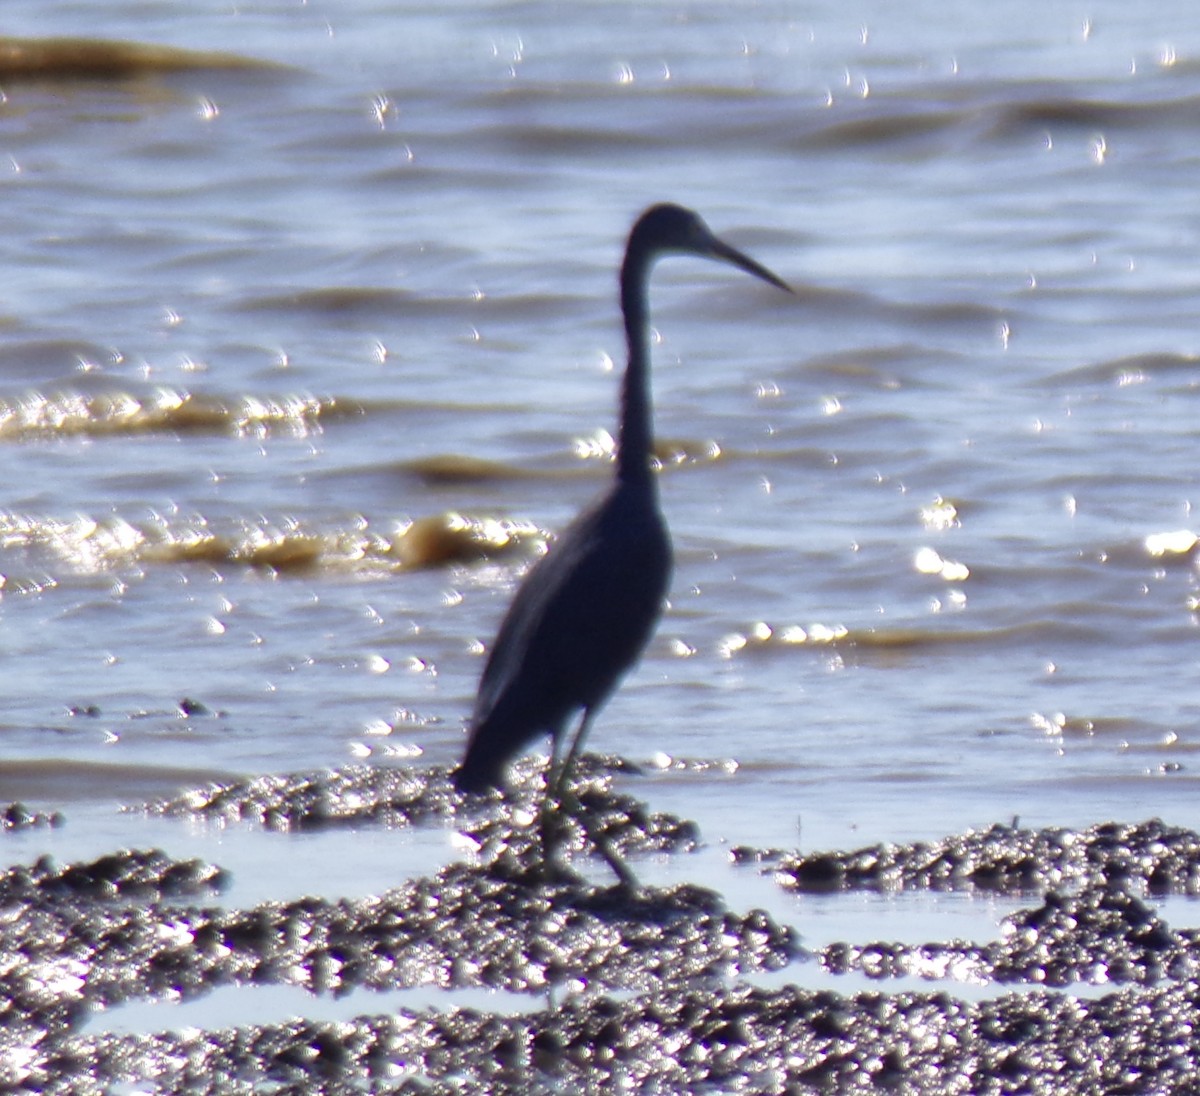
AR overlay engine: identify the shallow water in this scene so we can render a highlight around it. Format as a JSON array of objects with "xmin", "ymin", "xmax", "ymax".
[{"xmin": 4, "ymin": 0, "xmax": 1200, "ymax": 1019}]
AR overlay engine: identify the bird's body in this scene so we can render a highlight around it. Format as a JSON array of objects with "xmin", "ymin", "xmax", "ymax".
[
  {"xmin": 455, "ymin": 478, "xmax": 670, "ymax": 793},
  {"xmin": 453, "ymin": 203, "xmax": 789, "ymax": 877}
]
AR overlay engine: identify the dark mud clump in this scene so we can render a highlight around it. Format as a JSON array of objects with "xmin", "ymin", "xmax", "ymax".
[
  {"xmin": 820, "ymin": 882, "xmax": 1200, "ymax": 987},
  {"xmin": 35, "ymin": 982, "xmax": 1200, "ymax": 1094},
  {"xmin": 767, "ymin": 817, "xmax": 1200, "ymax": 895},
  {"xmin": 139, "ymin": 754, "xmax": 696, "ymax": 856},
  {"xmin": 6, "ymin": 760, "xmax": 1200, "ymax": 1091},
  {"xmin": 0, "ymin": 801, "xmax": 62, "ymax": 831}
]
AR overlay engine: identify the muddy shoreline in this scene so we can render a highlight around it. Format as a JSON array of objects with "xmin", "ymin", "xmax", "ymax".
[{"xmin": 4, "ymin": 758, "xmax": 1200, "ymax": 1092}]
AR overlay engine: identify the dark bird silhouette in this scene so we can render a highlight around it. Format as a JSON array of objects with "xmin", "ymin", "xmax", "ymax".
[{"xmin": 453, "ymin": 203, "xmax": 790, "ymax": 881}]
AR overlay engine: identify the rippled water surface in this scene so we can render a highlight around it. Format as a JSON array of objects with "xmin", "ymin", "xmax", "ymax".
[{"xmin": 4, "ymin": 3, "xmax": 1200, "ymax": 926}]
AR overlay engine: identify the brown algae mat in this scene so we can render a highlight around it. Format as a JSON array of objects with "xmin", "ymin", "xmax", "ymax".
[{"xmin": 4, "ymin": 757, "xmax": 1200, "ymax": 1092}]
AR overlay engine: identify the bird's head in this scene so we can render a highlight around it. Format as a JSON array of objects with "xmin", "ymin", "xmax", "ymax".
[{"xmin": 629, "ymin": 203, "xmax": 791, "ymax": 293}]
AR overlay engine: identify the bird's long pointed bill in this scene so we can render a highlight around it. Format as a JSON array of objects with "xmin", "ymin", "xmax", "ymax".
[{"xmin": 709, "ymin": 237, "xmax": 792, "ymax": 294}]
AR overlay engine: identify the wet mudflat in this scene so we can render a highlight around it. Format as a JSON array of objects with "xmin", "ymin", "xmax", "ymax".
[{"xmin": 5, "ymin": 761, "xmax": 1200, "ymax": 1093}]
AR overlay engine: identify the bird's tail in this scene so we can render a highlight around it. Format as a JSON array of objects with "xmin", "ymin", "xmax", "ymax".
[{"xmin": 452, "ymin": 736, "xmax": 507, "ymax": 795}]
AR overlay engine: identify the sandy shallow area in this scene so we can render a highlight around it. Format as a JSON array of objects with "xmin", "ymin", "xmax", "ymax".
[{"xmin": 4, "ymin": 758, "xmax": 1200, "ymax": 1093}]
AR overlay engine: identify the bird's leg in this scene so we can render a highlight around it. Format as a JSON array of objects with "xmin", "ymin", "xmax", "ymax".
[
  {"xmin": 538, "ymin": 731, "xmax": 572, "ymax": 876},
  {"xmin": 557, "ymin": 779, "xmax": 639, "ymax": 889},
  {"xmin": 545, "ymin": 708, "xmax": 639, "ymax": 890},
  {"xmin": 555, "ymin": 705, "xmax": 595, "ymax": 792}
]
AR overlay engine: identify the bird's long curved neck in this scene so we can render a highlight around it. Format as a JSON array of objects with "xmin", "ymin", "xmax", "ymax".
[{"xmin": 616, "ymin": 245, "xmax": 656, "ymax": 487}]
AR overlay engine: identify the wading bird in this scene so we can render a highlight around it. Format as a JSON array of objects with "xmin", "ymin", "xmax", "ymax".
[{"xmin": 454, "ymin": 203, "xmax": 790, "ymax": 884}]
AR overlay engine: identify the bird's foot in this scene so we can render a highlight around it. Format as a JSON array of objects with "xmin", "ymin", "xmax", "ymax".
[
  {"xmin": 551, "ymin": 784, "xmax": 640, "ymax": 890},
  {"xmin": 594, "ymin": 837, "xmax": 639, "ymax": 891},
  {"xmin": 538, "ymin": 801, "xmax": 569, "ymax": 861},
  {"xmin": 573, "ymin": 809, "xmax": 639, "ymax": 890},
  {"xmin": 538, "ymin": 853, "xmax": 586, "ymax": 887}
]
